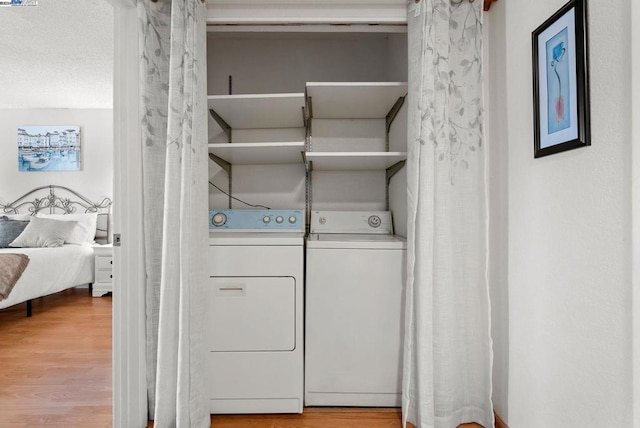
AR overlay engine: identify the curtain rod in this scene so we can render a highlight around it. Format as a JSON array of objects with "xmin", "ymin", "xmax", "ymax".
[
  {"xmin": 149, "ymin": 0, "xmax": 206, "ymax": 3},
  {"xmin": 148, "ymin": 0, "xmax": 494, "ymax": 10},
  {"xmin": 483, "ymin": 0, "xmax": 497, "ymax": 11},
  {"xmin": 450, "ymin": 0, "xmax": 496, "ymax": 10}
]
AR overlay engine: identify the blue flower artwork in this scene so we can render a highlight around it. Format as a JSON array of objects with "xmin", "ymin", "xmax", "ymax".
[{"xmin": 546, "ymin": 27, "xmax": 571, "ymax": 134}]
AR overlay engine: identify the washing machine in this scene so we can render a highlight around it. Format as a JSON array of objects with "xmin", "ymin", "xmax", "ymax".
[
  {"xmin": 305, "ymin": 210, "xmax": 407, "ymax": 407},
  {"xmin": 207, "ymin": 209, "xmax": 304, "ymax": 414}
]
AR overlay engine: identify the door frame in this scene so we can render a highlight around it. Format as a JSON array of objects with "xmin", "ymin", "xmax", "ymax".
[
  {"xmin": 108, "ymin": 1, "xmax": 412, "ymax": 426},
  {"xmin": 106, "ymin": 0, "xmax": 147, "ymax": 427},
  {"xmin": 633, "ymin": 0, "xmax": 640, "ymax": 425}
]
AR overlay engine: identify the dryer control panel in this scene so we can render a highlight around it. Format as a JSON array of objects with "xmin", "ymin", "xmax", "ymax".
[
  {"xmin": 209, "ymin": 209, "xmax": 304, "ymax": 232},
  {"xmin": 310, "ymin": 211, "xmax": 393, "ymax": 234}
]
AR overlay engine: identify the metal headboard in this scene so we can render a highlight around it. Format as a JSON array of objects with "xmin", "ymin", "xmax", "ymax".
[
  {"xmin": 0, "ymin": 185, "xmax": 111, "ymax": 215},
  {"xmin": 0, "ymin": 185, "xmax": 112, "ymax": 244}
]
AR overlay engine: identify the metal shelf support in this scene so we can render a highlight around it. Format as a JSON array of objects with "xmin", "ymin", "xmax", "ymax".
[
  {"xmin": 209, "ymin": 108, "xmax": 232, "ymax": 142},
  {"xmin": 208, "ymin": 153, "xmax": 233, "ymax": 208},
  {"xmin": 385, "ymin": 96, "xmax": 406, "ymax": 150}
]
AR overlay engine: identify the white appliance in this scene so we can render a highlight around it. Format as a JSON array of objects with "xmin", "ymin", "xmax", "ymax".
[
  {"xmin": 207, "ymin": 209, "xmax": 304, "ymax": 414},
  {"xmin": 305, "ymin": 210, "xmax": 407, "ymax": 407}
]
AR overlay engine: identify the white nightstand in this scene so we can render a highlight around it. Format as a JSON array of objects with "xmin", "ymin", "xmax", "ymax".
[{"xmin": 93, "ymin": 244, "xmax": 113, "ymax": 297}]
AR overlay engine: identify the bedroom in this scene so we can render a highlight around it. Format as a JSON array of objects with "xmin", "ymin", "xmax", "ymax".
[
  {"xmin": 0, "ymin": 0, "xmax": 114, "ymax": 298},
  {"xmin": 0, "ymin": 0, "xmax": 115, "ymax": 424},
  {"xmin": 1, "ymin": 1, "xmax": 638, "ymax": 428}
]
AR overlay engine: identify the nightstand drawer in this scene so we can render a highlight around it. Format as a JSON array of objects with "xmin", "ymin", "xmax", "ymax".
[
  {"xmin": 96, "ymin": 257, "xmax": 113, "ymax": 269},
  {"xmin": 96, "ymin": 270, "xmax": 113, "ymax": 284},
  {"xmin": 92, "ymin": 244, "xmax": 113, "ymax": 297}
]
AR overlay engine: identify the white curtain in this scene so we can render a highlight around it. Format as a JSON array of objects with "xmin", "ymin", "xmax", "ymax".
[
  {"xmin": 403, "ymin": 1, "xmax": 493, "ymax": 427},
  {"xmin": 138, "ymin": 0, "xmax": 210, "ymax": 426}
]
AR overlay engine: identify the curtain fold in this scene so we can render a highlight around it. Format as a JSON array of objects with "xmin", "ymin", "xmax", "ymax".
[
  {"xmin": 403, "ymin": 1, "xmax": 494, "ymax": 427},
  {"xmin": 138, "ymin": 0, "xmax": 210, "ymax": 426}
]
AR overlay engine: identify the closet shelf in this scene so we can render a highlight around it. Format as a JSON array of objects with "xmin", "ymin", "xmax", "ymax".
[
  {"xmin": 304, "ymin": 152, "xmax": 407, "ymax": 171},
  {"xmin": 306, "ymin": 82, "xmax": 407, "ymax": 119},
  {"xmin": 208, "ymin": 93, "xmax": 306, "ymax": 129},
  {"xmin": 209, "ymin": 142, "xmax": 306, "ymax": 165}
]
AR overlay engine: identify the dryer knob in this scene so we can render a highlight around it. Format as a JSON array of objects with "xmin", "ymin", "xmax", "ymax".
[
  {"xmin": 288, "ymin": 216, "xmax": 297, "ymax": 224},
  {"xmin": 275, "ymin": 216, "xmax": 284, "ymax": 224},
  {"xmin": 263, "ymin": 216, "xmax": 271, "ymax": 224},
  {"xmin": 212, "ymin": 213, "xmax": 227, "ymax": 227}
]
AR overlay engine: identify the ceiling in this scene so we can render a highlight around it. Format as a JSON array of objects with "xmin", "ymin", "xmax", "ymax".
[{"xmin": 0, "ymin": 0, "xmax": 114, "ymax": 109}]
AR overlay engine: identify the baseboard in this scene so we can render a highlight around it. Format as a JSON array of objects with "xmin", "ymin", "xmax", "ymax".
[{"xmin": 495, "ymin": 412, "xmax": 508, "ymax": 428}]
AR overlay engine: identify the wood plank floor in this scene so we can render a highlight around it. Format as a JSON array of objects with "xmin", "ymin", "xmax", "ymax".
[
  {"xmin": 0, "ymin": 287, "xmax": 112, "ymax": 427},
  {"xmin": 146, "ymin": 409, "xmax": 484, "ymax": 428},
  {"xmin": 0, "ymin": 290, "xmax": 489, "ymax": 428}
]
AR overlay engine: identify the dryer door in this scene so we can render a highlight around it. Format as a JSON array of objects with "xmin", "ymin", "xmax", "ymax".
[{"xmin": 208, "ymin": 276, "xmax": 296, "ymax": 352}]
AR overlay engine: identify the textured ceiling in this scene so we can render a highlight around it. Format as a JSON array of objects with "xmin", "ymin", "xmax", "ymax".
[{"xmin": 0, "ymin": 0, "xmax": 113, "ymax": 109}]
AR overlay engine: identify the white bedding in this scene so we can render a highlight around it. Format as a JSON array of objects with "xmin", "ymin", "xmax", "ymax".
[{"xmin": 0, "ymin": 243, "xmax": 94, "ymax": 310}]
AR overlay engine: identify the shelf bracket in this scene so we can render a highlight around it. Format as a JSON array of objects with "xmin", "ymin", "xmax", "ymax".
[
  {"xmin": 386, "ymin": 96, "xmax": 406, "ymax": 133},
  {"xmin": 385, "ymin": 96, "xmax": 406, "ymax": 149},
  {"xmin": 209, "ymin": 108, "xmax": 232, "ymax": 143},
  {"xmin": 301, "ymin": 151, "xmax": 313, "ymax": 173},
  {"xmin": 306, "ymin": 96, "xmax": 314, "ymax": 121},
  {"xmin": 386, "ymin": 160, "xmax": 406, "ymax": 184},
  {"xmin": 208, "ymin": 153, "xmax": 233, "ymax": 209},
  {"xmin": 208, "ymin": 152, "xmax": 231, "ymax": 175},
  {"xmin": 301, "ymin": 106, "xmax": 308, "ymax": 128}
]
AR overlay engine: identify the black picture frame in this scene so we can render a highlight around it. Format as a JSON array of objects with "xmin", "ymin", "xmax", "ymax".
[{"xmin": 532, "ymin": 0, "xmax": 590, "ymax": 158}]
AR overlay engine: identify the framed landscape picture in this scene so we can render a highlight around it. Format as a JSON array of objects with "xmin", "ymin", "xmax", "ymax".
[
  {"xmin": 532, "ymin": 0, "xmax": 590, "ymax": 158},
  {"xmin": 18, "ymin": 126, "xmax": 81, "ymax": 172}
]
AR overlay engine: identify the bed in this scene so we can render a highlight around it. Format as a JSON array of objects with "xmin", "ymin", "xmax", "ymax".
[{"xmin": 0, "ymin": 185, "xmax": 112, "ymax": 316}]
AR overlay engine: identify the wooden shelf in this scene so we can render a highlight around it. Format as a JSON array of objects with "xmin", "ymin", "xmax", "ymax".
[
  {"xmin": 305, "ymin": 152, "xmax": 406, "ymax": 171},
  {"xmin": 207, "ymin": 93, "xmax": 305, "ymax": 129},
  {"xmin": 306, "ymin": 82, "xmax": 407, "ymax": 119},
  {"xmin": 209, "ymin": 142, "xmax": 305, "ymax": 165}
]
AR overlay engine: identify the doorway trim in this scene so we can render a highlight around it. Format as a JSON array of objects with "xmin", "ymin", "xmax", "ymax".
[
  {"xmin": 633, "ymin": 0, "xmax": 640, "ymax": 426},
  {"xmin": 107, "ymin": 0, "xmax": 147, "ymax": 427}
]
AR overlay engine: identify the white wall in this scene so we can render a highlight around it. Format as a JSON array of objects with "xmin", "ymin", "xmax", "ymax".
[
  {"xmin": 488, "ymin": 0, "xmax": 633, "ymax": 426},
  {"xmin": 633, "ymin": 2, "xmax": 640, "ymax": 426},
  {"xmin": 207, "ymin": 32, "xmax": 407, "ymax": 95},
  {"xmin": 207, "ymin": 31, "xmax": 408, "ymax": 223},
  {"xmin": 485, "ymin": 8, "xmax": 509, "ymax": 421},
  {"xmin": 0, "ymin": 109, "xmax": 114, "ymax": 205}
]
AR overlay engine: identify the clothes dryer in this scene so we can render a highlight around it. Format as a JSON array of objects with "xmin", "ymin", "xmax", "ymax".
[
  {"xmin": 305, "ymin": 210, "xmax": 406, "ymax": 407},
  {"xmin": 208, "ymin": 209, "xmax": 304, "ymax": 414}
]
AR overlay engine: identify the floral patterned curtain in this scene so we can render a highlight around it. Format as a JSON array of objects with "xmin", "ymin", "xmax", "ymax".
[
  {"xmin": 403, "ymin": 0, "xmax": 494, "ymax": 427},
  {"xmin": 138, "ymin": 0, "xmax": 210, "ymax": 426}
]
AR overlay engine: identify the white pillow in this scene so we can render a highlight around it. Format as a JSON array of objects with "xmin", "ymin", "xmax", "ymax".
[
  {"xmin": 9, "ymin": 217, "xmax": 78, "ymax": 248},
  {"xmin": 36, "ymin": 212, "xmax": 98, "ymax": 244},
  {"xmin": 1, "ymin": 213, "xmax": 32, "ymax": 221}
]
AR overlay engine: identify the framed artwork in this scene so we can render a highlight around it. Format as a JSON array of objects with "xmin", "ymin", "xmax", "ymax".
[
  {"xmin": 532, "ymin": 0, "xmax": 590, "ymax": 158},
  {"xmin": 18, "ymin": 126, "xmax": 81, "ymax": 172}
]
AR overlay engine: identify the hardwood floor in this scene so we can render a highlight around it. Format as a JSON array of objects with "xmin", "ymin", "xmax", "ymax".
[
  {"xmin": 146, "ymin": 410, "xmax": 485, "ymax": 427},
  {"xmin": 147, "ymin": 408, "xmax": 403, "ymax": 428},
  {"xmin": 0, "ymin": 290, "xmax": 490, "ymax": 428},
  {"xmin": 0, "ymin": 287, "xmax": 112, "ymax": 427}
]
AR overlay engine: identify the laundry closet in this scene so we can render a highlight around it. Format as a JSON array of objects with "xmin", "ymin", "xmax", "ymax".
[{"xmin": 206, "ymin": 2, "xmax": 408, "ymax": 414}]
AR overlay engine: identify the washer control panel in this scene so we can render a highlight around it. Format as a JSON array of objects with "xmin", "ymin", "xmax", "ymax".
[
  {"xmin": 310, "ymin": 211, "xmax": 393, "ymax": 235},
  {"xmin": 209, "ymin": 209, "xmax": 304, "ymax": 232}
]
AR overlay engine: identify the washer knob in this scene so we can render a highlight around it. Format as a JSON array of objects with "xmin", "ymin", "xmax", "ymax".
[
  {"xmin": 211, "ymin": 213, "xmax": 227, "ymax": 227},
  {"xmin": 288, "ymin": 216, "xmax": 297, "ymax": 224},
  {"xmin": 275, "ymin": 216, "xmax": 284, "ymax": 224},
  {"xmin": 263, "ymin": 216, "xmax": 271, "ymax": 224},
  {"xmin": 368, "ymin": 215, "xmax": 382, "ymax": 228}
]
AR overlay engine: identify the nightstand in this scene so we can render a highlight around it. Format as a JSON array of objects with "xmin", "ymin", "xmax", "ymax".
[{"xmin": 93, "ymin": 244, "xmax": 113, "ymax": 297}]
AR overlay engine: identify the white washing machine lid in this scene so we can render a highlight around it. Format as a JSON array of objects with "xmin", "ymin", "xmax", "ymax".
[
  {"xmin": 306, "ymin": 233, "xmax": 407, "ymax": 249},
  {"xmin": 210, "ymin": 231, "xmax": 304, "ymax": 246}
]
